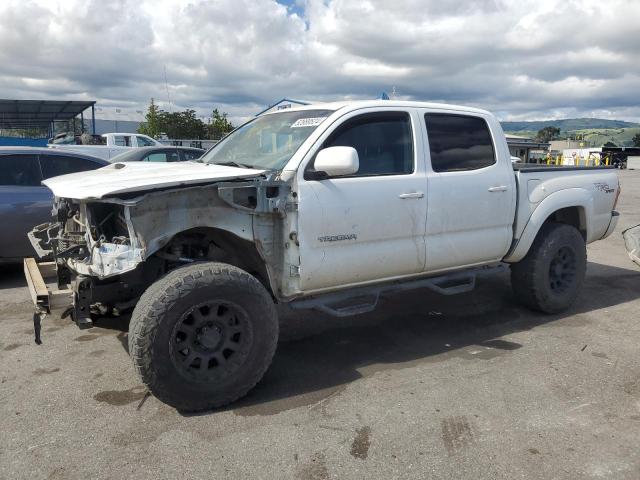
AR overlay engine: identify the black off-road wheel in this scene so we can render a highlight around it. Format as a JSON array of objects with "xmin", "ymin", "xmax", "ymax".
[
  {"xmin": 128, "ymin": 262, "xmax": 278, "ymax": 411},
  {"xmin": 511, "ymin": 222, "xmax": 586, "ymax": 314}
]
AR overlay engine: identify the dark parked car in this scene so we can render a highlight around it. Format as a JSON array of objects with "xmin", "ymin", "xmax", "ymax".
[
  {"xmin": 109, "ymin": 146, "xmax": 205, "ymax": 163},
  {"xmin": 0, "ymin": 148, "xmax": 108, "ymax": 262}
]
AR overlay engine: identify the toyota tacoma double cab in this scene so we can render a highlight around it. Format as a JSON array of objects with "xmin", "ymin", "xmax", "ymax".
[{"xmin": 25, "ymin": 100, "xmax": 620, "ymax": 411}]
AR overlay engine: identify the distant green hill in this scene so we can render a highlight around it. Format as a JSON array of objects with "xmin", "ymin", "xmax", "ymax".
[
  {"xmin": 501, "ymin": 118, "xmax": 639, "ymax": 133},
  {"xmin": 568, "ymin": 127, "xmax": 640, "ymax": 147},
  {"xmin": 501, "ymin": 118, "xmax": 640, "ymax": 147}
]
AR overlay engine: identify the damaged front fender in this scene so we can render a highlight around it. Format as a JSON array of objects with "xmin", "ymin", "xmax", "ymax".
[{"xmin": 28, "ymin": 174, "xmax": 296, "ymax": 302}]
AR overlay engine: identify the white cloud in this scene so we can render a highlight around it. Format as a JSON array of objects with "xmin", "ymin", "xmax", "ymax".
[{"xmin": 0, "ymin": 0, "xmax": 638, "ymax": 122}]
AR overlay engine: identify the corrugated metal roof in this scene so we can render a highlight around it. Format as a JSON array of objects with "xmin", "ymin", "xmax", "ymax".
[{"xmin": 0, "ymin": 99, "xmax": 95, "ymax": 129}]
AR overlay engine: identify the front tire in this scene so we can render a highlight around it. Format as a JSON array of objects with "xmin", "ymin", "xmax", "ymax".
[
  {"xmin": 128, "ymin": 262, "xmax": 278, "ymax": 411},
  {"xmin": 511, "ymin": 222, "xmax": 586, "ymax": 314}
]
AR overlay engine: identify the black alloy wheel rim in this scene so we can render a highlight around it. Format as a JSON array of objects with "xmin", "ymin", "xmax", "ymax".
[
  {"xmin": 548, "ymin": 246, "xmax": 577, "ymax": 294},
  {"xmin": 170, "ymin": 300, "xmax": 254, "ymax": 383}
]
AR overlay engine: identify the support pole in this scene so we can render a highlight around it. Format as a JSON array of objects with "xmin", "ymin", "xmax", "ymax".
[
  {"xmin": 80, "ymin": 111, "xmax": 85, "ymax": 133},
  {"xmin": 91, "ymin": 104, "xmax": 96, "ymax": 135}
]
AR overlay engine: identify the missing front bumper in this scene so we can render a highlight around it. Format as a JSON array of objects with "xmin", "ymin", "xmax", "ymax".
[
  {"xmin": 24, "ymin": 259, "xmax": 74, "ymax": 315},
  {"xmin": 23, "ymin": 258, "xmax": 92, "ymax": 344}
]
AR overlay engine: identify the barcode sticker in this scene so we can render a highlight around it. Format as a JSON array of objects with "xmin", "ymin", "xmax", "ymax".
[{"xmin": 291, "ymin": 117, "xmax": 327, "ymax": 128}]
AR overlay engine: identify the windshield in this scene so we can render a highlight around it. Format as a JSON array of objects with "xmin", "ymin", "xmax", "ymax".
[{"xmin": 201, "ymin": 109, "xmax": 333, "ymax": 170}]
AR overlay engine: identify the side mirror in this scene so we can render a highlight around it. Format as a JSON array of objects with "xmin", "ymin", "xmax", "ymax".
[{"xmin": 313, "ymin": 146, "xmax": 359, "ymax": 178}]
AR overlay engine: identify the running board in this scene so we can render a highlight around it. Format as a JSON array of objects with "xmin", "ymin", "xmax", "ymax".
[{"xmin": 289, "ymin": 264, "xmax": 507, "ymax": 317}]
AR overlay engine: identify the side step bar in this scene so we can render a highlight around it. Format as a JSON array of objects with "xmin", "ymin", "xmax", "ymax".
[{"xmin": 289, "ymin": 264, "xmax": 507, "ymax": 317}]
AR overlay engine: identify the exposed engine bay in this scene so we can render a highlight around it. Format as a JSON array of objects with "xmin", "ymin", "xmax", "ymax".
[{"xmin": 28, "ymin": 175, "xmax": 297, "ymax": 328}]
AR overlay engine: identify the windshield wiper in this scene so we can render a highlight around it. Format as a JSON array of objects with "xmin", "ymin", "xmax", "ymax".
[{"xmin": 214, "ymin": 161, "xmax": 255, "ymax": 169}]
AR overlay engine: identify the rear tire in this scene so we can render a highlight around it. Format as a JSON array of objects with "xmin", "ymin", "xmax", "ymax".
[
  {"xmin": 511, "ymin": 222, "xmax": 586, "ymax": 314},
  {"xmin": 128, "ymin": 262, "xmax": 278, "ymax": 411}
]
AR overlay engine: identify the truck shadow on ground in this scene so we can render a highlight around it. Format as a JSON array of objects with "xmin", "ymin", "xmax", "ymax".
[
  {"xmin": 225, "ymin": 261, "xmax": 640, "ymax": 416},
  {"xmin": 11, "ymin": 260, "xmax": 636, "ymax": 416}
]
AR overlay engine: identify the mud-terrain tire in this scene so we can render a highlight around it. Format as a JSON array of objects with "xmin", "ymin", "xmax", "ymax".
[
  {"xmin": 128, "ymin": 262, "xmax": 278, "ymax": 411},
  {"xmin": 511, "ymin": 222, "xmax": 586, "ymax": 314}
]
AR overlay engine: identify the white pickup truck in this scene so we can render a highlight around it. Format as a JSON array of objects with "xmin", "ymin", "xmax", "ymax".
[
  {"xmin": 48, "ymin": 133, "xmax": 162, "ymax": 160},
  {"xmin": 25, "ymin": 100, "xmax": 620, "ymax": 411}
]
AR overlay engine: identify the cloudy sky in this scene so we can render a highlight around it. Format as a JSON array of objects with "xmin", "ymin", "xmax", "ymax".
[{"xmin": 0, "ymin": 0, "xmax": 639, "ymax": 123}]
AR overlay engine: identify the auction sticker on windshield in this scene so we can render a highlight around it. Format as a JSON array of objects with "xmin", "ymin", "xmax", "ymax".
[{"xmin": 290, "ymin": 117, "xmax": 327, "ymax": 128}]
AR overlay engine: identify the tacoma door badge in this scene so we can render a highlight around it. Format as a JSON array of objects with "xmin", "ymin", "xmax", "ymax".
[{"xmin": 318, "ymin": 234, "xmax": 357, "ymax": 242}]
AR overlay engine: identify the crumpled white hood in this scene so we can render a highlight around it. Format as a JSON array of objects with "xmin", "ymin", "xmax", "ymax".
[{"xmin": 42, "ymin": 161, "xmax": 266, "ymax": 200}]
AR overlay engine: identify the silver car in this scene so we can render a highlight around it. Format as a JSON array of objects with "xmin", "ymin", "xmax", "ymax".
[
  {"xmin": 0, "ymin": 147, "xmax": 108, "ymax": 262},
  {"xmin": 109, "ymin": 146, "xmax": 205, "ymax": 163}
]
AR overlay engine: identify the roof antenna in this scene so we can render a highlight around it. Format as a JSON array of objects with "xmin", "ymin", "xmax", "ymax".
[{"xmin": 164, "ymin": 64, "xmax": 173, "ymax": 112}]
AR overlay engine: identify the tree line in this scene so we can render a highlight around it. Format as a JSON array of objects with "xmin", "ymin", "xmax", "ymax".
[{"xmin": 137, "ymin": 98, "xmax": 235, "ymax": 140}]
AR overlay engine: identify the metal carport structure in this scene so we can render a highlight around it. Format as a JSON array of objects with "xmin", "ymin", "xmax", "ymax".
[{"xmin": 0, "ymin": 99, "xmax": 96, "ymax": 138}]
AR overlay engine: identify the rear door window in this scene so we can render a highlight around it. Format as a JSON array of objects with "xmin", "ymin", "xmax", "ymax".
[
  {"xmin": 0, "ymin": 154, "xmax": 42, "ymax": 186},
  {"xmin": 424, "ymin": 114, "xmax": 496, "ymax": 172},
  {"xmin": 114, "ymin": 135, "xmax": 131, "ymax": 147},
  {"xmin": 40, "ymin": 154, "xmax": 101, "ymax": 179}
]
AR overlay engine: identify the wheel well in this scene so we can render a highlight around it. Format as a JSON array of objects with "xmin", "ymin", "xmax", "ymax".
[
  {"xmin": 159, "ymin": 227, "xmax": 273, "ymax": 295},
  {"xmin": 545, "ymin": 206, "xmax": 586, "ymax": 239}
]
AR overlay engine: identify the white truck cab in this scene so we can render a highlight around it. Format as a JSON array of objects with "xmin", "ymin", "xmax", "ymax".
[
  {"xmin": 26, "ymin": 100, "xmax": 620, "ymax": 411},
  {"xmin": 103, "ymin": 133, "xmax": 159, "ymax": 148},
  {"xmin": 294, "ymin": 104, "xmax": 517, "ymax": 290}
]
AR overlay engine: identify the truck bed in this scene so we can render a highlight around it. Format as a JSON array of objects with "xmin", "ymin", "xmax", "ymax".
[{"xmin": 506, "ymin": 164, "xmax": 619, "ymax": 262}]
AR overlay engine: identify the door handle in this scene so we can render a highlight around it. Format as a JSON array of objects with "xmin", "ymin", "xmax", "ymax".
[
  {"xmin": 398, "ymin": 192, "xmax": 424, "ymax": 199},
  {"xmin": 488, "ymin": 186, "xmax": 508, "ymax": 192}
]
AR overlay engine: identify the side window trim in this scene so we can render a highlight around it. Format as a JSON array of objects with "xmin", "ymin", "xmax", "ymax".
[
  {"xmin": 424, "ymin": 112, "xmax": 496, "ymax": 173},
  {"xmin": 304, "ymin": 110, "xmax": 415, "ymax": 180}
]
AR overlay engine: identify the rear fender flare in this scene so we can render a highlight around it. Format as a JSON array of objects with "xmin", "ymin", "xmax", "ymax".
[{"xmin": 504, "ymin": 188, "xmax": 593, "ymax": 263}]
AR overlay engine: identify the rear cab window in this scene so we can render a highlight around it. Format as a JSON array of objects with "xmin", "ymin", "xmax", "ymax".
[{"xmin": 424, "ymin": 113, "xmax": 496, "ymax": 172}]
